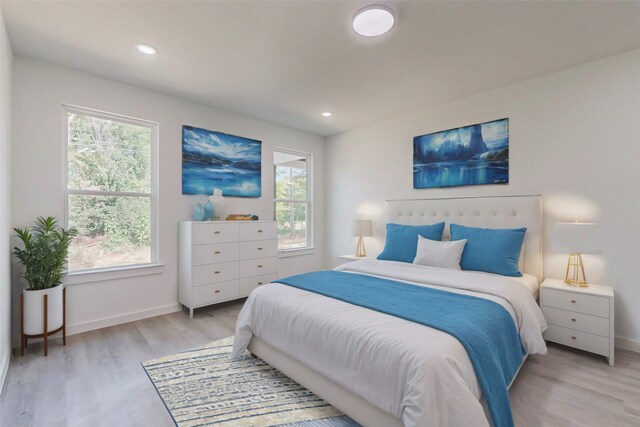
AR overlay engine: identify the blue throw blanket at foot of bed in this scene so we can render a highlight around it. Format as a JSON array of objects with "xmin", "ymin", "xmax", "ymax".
[{"xmin": 277, "ymin": 271, "xmax": 526, "ymax": 427}]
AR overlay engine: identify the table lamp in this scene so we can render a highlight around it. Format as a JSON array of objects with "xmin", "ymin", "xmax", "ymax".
[
  {"xmin": 552, "ymin": 222, "xmax": 599, "ymax": 287},
  {"xmin": 351, "ymin": 219, "xmax": 373, "ymax": 258}
]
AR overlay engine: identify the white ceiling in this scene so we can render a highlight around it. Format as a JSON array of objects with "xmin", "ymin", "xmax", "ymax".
[{"xmin": 3, "ymin": 1, "xmax": 640, "ymax": 136}]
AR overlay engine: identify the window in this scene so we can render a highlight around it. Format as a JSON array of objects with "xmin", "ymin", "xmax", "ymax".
[
  {"xmin": 65, "ymin": 106, "xmax": 158, "ymax": 272},
  {"xmin": 274, "ymin": 149, "xmax": 312, "ymax": 251}
]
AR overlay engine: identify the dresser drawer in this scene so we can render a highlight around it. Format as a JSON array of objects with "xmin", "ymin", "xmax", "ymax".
[
  {"xmin": 240, "ymin": 274, "xmax": 278, "ymax": 296},
  {"xmin": 192, "ymin": 243, "xmax": 239, "ymax": 265},
  {"xmin": 544, "ymin": 324, "xmax": 610, "ymax": 357},
  {"xmin": 542, "ymin": 306, "xmax": 610, "ymax": 337},
  {"xmin": 192, "ymin": 280, "xmax": 239, "ymax": 306},
  {"xmin": 240, "ymin": 240, "xmax": 277, "ymax": 260},
  {"xmin": 239, "ymin": 222, "xmax": 277, "ymax": 241},
  {"xmin": 240, "ymin": 257, "xmax": 277, "ymax": 278},
  {"xmin": 542, "ymin": 288, "xmax": 609, "ymax": 318},
  {"xmin": 192, "ymin": 223, "xmax": 239, "ymax": 245},
  {"xmin": 192, "ymin": 261, "xmax": 239, "ymax": 286}
]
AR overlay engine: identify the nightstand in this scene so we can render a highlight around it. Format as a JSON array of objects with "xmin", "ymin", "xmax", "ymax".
[
  {"xmin": 338, "ymin": 255, "xmax": 370, "ymax": 262},
  {"xmin": 540, "ymin": 278, "xmax": 614, "ymax": 365}
]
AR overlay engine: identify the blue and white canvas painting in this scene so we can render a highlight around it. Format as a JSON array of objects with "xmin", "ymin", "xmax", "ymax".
[
  {"xmin": 182, "ymin": 125, "xmax": 261, "ymax": 197},
  {"xmin": 413, "ymin": 118, "xmax": 509, "ymax": 189}
]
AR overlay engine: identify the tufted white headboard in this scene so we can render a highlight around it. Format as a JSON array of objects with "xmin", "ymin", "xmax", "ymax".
[{"xmin": 386, "ymin": 195, "xmax": 543, "ymax": 280}]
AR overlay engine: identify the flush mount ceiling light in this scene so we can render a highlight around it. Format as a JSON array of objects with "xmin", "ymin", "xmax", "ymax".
[
  {"xmin": 321, "ymin": 111, "xmax": 333, "ymax": 117},
  {"xmin": 352, "ymin": 5, "xmax": 395, "ymax": 37},
  {"xmin": 136, "ymin": 44, "xmax": 157, "ymax": 55}
]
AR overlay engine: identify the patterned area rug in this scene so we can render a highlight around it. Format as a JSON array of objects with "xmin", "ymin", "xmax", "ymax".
[{"xmin": 143, "ymin": 336, "xmax": 360, "ymax": 427}]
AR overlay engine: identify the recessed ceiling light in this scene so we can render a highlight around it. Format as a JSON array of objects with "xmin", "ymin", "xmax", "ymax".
[
  {"xmin": 352, "ymin": 5, "xmax": 395, "ymax": 37},
  {"xmin": 321, "ymin": 111, "xmax": 333, "ymax": 117},
  {"xmin": 136, "ymin": 44, "xmax": 157, "ymax": 55}
]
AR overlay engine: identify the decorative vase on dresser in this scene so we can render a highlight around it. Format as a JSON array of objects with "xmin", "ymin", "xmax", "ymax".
[
  {"xmin": 209, "ymin": 188, "xmax": 226, "ymax": 220},
  {"xmin": 178, "ymin": 221, "xmax": 278, "ymax": 318},
  {"xmin": 203, "ymin": 200, "xmax": 214, "ymax": 220},
  {"xmin": 192, "ymin": 200, "xmax": 205, "ymax": 221},
  {"xmin": 540, "ymin": 278, "xmax": 615, "ymax": 365}
]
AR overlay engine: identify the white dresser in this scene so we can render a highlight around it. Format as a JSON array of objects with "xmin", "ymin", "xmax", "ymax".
[
  {"xmin": 540, "ymin": 278, "xmax": 614, "ymax": 365},
  {"xmin": 179, "ymin": 221, "xmax": 278, "ymax": 318}
]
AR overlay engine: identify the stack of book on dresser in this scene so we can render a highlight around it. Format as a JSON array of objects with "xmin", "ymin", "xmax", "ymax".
[{"xmin": 226, "ymin": 214, "xmax": 259, "ymax": 221}]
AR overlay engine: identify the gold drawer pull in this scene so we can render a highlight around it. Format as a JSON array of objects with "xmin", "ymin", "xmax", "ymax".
[
  {"xmin": 214, "ymin": 290, "xmax": 220, "ymax": 294},
  {"xmin": 257, "ymin": 265, "xmax": 263, "ymax": 268},
  {"xmin": 257, "ymin": 282, "xmax": 263, "ymax": 285},
  {"xmin": 214, "ymin": 271, "xmax": 220, "ymax": 274},
  {"xmin": 214, "ymin": 231, "xmax": 221, "ymax": 235},
  {"xmin": 571, "ymin": 300, "xmax": 576, "ymax": 303},
  {"xmin": 257, "ymin": 247, "xmax": 263, "ymax": 250},
  {"xmin": 571, "ymin": 318, "xmax": 576, "ymax": 322},
  {"xmin": 571, "ymin": 336, "xmax": 576, "ymax": 340},
  {"xmin": 214, "ymin": 251, "xmax": 221, "ymax": 254}
]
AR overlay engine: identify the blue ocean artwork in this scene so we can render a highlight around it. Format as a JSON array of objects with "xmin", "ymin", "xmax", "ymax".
[
  {"xmin": 413, "ymin": 118, "xmax": 509, "ymax": 189},
  {"xmin": 182, "ymin": 125, "xmax": 262, "ymax": 197}
]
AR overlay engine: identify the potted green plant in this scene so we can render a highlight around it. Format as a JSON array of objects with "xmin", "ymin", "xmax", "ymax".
[{"xmin": 13, "ymin": 216, "xmax": 77, "ymax": 336}]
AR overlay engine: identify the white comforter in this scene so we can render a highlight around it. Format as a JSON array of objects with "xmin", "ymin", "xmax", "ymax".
[{"xmin": 233, "ymin": 260, "xmax": 548, "ymax": 427}]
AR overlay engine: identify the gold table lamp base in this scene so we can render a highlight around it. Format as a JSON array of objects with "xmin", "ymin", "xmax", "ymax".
[
  {"xmin": 355, "ymin": 236, "xmax": 367, "ymax": 258},
  {"xmin": 565, "ymin": 253, "xmax": 588, "ymax": 287}
]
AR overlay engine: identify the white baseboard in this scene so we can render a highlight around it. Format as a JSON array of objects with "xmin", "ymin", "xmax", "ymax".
[
  {"xmin": 616, "ymin": 336, "xmax": 640, "ymax": 354},
  {"xmin": 66, "ymin": 303, "xmax": 183, "ymax": 336},
  {"xmin": 0, "ymin": 352, "xmax": 9, "ymax": 398}
]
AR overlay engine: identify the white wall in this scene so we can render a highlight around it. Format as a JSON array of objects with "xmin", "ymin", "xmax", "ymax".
[
  {"xmin": 11, "ymin": 56, "xmax": 325, "ymax": 338},
  {"xmin": 326, "ymin": 49, "xmax": 640, "ymax": 346},
  {"xmin": 0, "ymin": 4, "xmax": 12, "ymax": 393}
]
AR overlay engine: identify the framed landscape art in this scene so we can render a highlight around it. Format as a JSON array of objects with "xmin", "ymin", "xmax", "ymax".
[
  {"xmin": 413, "ymin": 118, "xmax": 509, "ymax": 189},
  {"xmin": 182, "ymin": 125, "xmax": 262, "ymax": 197}
]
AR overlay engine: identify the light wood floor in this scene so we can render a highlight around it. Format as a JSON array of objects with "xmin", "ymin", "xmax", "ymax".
[{"xmin": 1, "ymin": 299, "xmax": 639, "ymax": 427}]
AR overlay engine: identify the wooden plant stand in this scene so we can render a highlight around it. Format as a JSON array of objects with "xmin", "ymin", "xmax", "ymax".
[{"xmin": 20, "ymin": 287, "xmax": 66, "ymax": 357}]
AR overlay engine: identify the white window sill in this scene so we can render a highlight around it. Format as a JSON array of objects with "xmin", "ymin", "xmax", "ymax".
[
  {"xmin": 278, "ymin": 247, "xmax": 316, "ymax": 258},
  {"xmin": 63, "ymin": 263, "xmax": 165, "ymax": 286}
]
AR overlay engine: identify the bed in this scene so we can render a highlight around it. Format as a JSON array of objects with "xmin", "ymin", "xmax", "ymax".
[{"xmin": 233, "ymin": 195, "xmax": 547, "ymax": 427}]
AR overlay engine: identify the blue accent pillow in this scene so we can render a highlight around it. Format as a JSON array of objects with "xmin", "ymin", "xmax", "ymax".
[
  {"xmin": 377, "ymin": 222, "xmax": 445, "ymax": 263},
  {"xmin": 450, "ymin": 224, "xmax": 526, "ymax": 277}
]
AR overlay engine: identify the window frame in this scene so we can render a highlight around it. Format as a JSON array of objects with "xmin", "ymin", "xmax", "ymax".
[
  {"xmin": 273, "ymin": 147, "xmax": 313, "ymax": 253},
  {"xmin": 62, "ymin": 104, "xmax": 160, "ymax": 276}
]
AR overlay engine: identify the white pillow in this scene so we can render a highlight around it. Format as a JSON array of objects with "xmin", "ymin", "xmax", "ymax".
[{"xmin": 413, "ymin": 236, "xmax": 467, "ymax": 270}]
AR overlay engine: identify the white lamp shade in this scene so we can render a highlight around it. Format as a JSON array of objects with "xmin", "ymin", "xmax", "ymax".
[
  {"xmin": 552, "ymin": 222, "xmax": 600, "ymax": 254},
  {"xmin": 351, "ymin": 219, "xmax": 373, "ymax": 237}
]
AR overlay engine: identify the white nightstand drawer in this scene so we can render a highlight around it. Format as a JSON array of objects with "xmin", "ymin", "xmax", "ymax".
[
  {"xmin": 192, "ymin": 280, "xmax": 239, "ymax": 306},
  {"xmin": 240, "ymin": 240, "xmax": 277, "ymax": 260},
  {"xmin": 543, "ymin": 288, "xmax": 609, "ymax": 318},
  {"xmin": 544, "ymin": 324, "xmax": 610, "ymax": 357},
  {"xmin": 192, "ymin": 243, "xmax": 239, "ymax": 265},
  {"xmin": 240, "ymin": 274, "xmax": 278, "ymax": 296},
  {"xmin": 192, "ymin": 223, "xmax": 239, "ymax": 245},
  {"xmin": 540, "ymin": 278, "xmax": 614, "ymax": 365},
  {"xmin": 239, "ymin": 222, "xmax": 277, "ymax": 241},
  {"xmin": 542, "ymin": 306, "xmax": 610, "ymax": 337},
  {"xmin": 192, "ymin": 261, "xmax": 239, "ymax": 286},
  {"xmin": 240, "ymin": 257, "xmax": 277, "ymax": 278}
]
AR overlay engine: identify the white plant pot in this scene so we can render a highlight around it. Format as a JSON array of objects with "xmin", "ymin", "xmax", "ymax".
[{"xmin": 23, "ymin": 284, "xmax": 64, "ymax": 336}]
